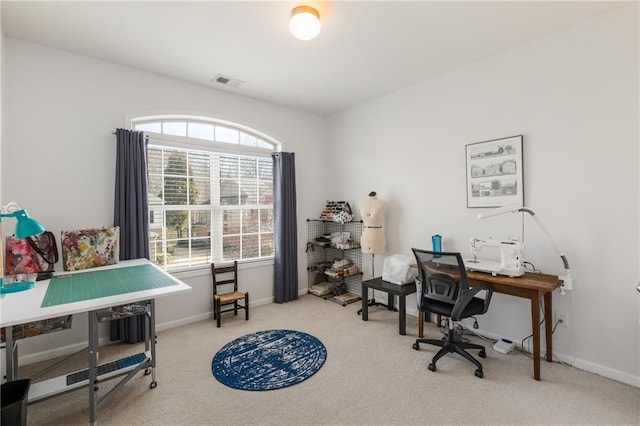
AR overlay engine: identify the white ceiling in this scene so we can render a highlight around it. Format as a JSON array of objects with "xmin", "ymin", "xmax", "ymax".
[{"xmin": 1, "ymin": 1, "xmax": 629, "ymax": 116}]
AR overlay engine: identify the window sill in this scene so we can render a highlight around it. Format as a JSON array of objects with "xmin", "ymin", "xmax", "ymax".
[{"xmin": 169, "ymin": 257, "xmax": 274, "ymax": 279}]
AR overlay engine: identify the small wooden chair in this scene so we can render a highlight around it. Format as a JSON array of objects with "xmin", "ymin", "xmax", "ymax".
[{"xmin": 211, "ymin": 261, "xmax": 249, "ymax": 328}]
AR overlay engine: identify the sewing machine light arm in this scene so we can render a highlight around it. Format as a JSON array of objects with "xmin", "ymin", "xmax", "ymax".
[
  {"xmin": 521, "ymin": 209, "xmax": 565, "ymax": 264},
  {"xmin": 524, "ymin": 209, "xmax": 572, "ymax": 292},
  {"xmin": 478, "ymin": 205, "xmax": 572, "ymax": 292}
]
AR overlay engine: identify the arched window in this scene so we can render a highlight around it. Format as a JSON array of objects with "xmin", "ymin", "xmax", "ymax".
[{"xmin": 132, "ymin": 116, "xmax": 279, "ymax": 271}]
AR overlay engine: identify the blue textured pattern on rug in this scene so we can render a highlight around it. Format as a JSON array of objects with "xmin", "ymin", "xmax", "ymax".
[{"xmin": 211, "ymin": 329, "xmax": 327, "ymax": 391}]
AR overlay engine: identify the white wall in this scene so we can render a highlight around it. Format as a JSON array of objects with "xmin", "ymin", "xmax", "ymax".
[
  {"xmin": 1, "ymin": 38, "xmax": 328, "ymax": 360},
  {"xmin": 0, "ymin": 3, "xmax": 4, "ymax": 381},
  {"xmin": 0, "ymin": 3, "xmax": 3, "ymax": 195},
  {"xmin": 327, "ymin": 5, "xmax": 639, "ymax": 385},
  {"xmin": 2, "ymin": 4, "xmax": 638, "ymax": 387}
]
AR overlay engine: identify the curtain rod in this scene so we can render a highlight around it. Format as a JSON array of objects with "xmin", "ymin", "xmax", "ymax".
[
  {"xmin": 112, "ymin": 129, "xmax": 143, "ymax": 134},
  {"xmin": 112, "ymin": 130, "xmax": 148, "ymax": 140}
]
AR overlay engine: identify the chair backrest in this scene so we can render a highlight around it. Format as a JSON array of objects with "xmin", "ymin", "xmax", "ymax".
[
  {"xmin": 211, "ymin": 261, "xmax": 238, "ymax": 296},
  {"xmin": 411, "ymin": 249, "xmax": 469, "ymax": 305}
]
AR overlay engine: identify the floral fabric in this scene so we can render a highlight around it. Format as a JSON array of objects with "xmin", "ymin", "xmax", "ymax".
[
  {"xmin": 5, "ymin": 232, "xmax": 57, "ymax": 274},
  {"xmin": 61, "ymin": 227, "xmax": 120, "ymax": 271}
]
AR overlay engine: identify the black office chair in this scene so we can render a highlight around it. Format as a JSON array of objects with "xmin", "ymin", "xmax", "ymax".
[{"xmin": 411, "ymin": 249, "xmax": 493, "ymax": 378}]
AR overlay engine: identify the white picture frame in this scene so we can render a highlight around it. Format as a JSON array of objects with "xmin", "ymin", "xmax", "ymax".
[{"xmin": 466, "ymin": 135, "xmax": 523, "ymax": 208}]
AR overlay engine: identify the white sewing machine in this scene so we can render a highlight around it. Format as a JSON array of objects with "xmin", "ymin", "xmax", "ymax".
[{"xmin": 464, "ymin": 236, "xmax": 525, "ymax": 277}]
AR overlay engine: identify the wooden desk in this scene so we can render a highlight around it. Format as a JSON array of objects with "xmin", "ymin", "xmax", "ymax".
[
  {"xmin": 416, "ymin": 264, "xmax": 560, "ymax": 381},
  {"xmin": 361, "ymin": 277, "xmax": 416, "ymax": 335}
]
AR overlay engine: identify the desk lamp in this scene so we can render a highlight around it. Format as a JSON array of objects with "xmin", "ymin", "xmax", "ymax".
[
  {"xmin": 0, "ymin": 201, "xmax": 46, "ymax": 294},
  {"xmin": 478, "ymin": 204, "xmax": 572, "ymax": 294}
]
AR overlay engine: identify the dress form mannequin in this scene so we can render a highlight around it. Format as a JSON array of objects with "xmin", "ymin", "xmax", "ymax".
[
  {"xmin": 358, "ymin": 192, "xmax": 392, "ymax": 313},
  {"xmin": 360, "ymin": 192, "xmax": 386, "ymax": 255}
]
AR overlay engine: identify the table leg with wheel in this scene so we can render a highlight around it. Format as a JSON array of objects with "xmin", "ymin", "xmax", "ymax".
[
  {"xmin": 149, "ymin": 299, "xmax": 157, "ymax": 388},
  {"xmin": 88, "ymin": 310, "xmax": 98, "ymax": 425}
]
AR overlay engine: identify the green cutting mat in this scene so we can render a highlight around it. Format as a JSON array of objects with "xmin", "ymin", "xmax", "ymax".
[{"xmin": 42, "ymin": 264, "xmax": 178, "ymax": 307}]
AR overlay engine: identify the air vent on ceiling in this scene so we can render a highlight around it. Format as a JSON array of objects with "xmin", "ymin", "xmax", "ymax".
[{"xmin": 212, "ymin": 74, "xmax": 244, "ymax": 88}]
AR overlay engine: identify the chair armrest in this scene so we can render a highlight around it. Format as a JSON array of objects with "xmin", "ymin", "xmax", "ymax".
[
  {"xmin": 415, "ymin": 278, "xmax": 423, "ymax": 309},
  {"xmin": 451, "ymin": 284, "xmax": 493, "ymax": 320}
]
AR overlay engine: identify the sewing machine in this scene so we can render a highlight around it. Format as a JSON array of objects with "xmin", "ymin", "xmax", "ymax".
[{"xmin": 464, "ymin": 236, "xmax": 525, "ymax": 277}]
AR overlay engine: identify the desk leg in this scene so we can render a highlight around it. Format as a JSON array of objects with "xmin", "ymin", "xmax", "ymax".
[
  {"xmin": 88, "ymin": 310, "xmax": 98, "ymax": 425},
  {"xmin": 361, "ymin": 284, "xmax": 368, "ymax": 321},
  {"xmin": 387, "ymin": 293, "xmax": 395, "ymax": 311},
  {"xmin": 531, "ymin": 296, "xmax": 541, "ymax": 381},
  {"xmin": 544, "ymin": 291, "xmax": 553, "ymax": 362},
  {"xmin": 399, "ymin": 294, "xmax": 406, "ymax": 335}
]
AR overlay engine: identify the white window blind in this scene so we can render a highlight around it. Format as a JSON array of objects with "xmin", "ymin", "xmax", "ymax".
[{"xmin": 136, "ymin": 117, "xmax": 276, "ymax": 271}]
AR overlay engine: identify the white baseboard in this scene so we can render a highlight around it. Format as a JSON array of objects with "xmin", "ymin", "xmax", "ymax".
[
  {"xmin": 12, "ymin": 337, "xmax": 113, "ymax": 367},
  {"xmin": 11, "ymin": 297, "xmax": 640, "ymax": 388},
  {"xmin": 155, "ymin": 312, "xmax": 211, "ymax": 332},
  {"xmin": 464, "ymin": 324, "xmax": 640, "ymax": 388},
  {"xmin": 157, "ymin": 296, "xmax": 273, "ymax": 331},
  {"xmin": 13, "ymin": 296, "xmax": 277, "ymax": 368},
  {"xmin": 555, "ymin": 353, "xmax": 640, "ymax": 388},
  {"xmin": 390, "ymin": 302, "xmax": 640, "ymax": 388}
]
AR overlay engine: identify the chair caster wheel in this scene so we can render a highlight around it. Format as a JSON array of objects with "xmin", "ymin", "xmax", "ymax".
[
  {"xmin": 144, "ymin": 368, "xmax": 152, "ymax": 375},
  {"xmin": 428, "ymin": 363, "xmax": 436, "ymax": 372},
  {"xmin": 412, "ymin": 342, "xmax": 420, "ymax": 350},
  {"xmin": 475, "ymin": 369, "xmax": 484, "ymax": 378},
  {"xmin": 479, "ymin": 349, "xmax": 486, "ymax": 358},
  {"xmin": 150, "ymin": 381, "xmax": 158, "ymax": 389}
]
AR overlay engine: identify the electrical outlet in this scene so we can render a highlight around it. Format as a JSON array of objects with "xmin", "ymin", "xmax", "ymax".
[{"xmin": 555, "ymin": 310, "xmax": 569, "ymax": 328}]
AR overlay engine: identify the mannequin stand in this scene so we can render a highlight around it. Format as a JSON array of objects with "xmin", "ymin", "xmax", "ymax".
[{"xmin": 357, "ymin": 254, "xmax": 396, "ymax": 315}]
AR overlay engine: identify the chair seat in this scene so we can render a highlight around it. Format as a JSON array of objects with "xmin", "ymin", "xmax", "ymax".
[
  {"xmin": 215, "ymin": 291, "xmax": 247, "ymax": 304},
  {"xmin": 422, "ymin": 296, "xmax": 486, "ymax": 318}
]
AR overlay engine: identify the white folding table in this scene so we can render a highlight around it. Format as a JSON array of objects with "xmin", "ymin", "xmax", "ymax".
[{"xmin": 0, "ymin": 258, "xmax": 192, "ymax": 424}]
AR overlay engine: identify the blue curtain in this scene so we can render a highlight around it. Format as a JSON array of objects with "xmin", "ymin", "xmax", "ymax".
[
  {"xmin": 272, "ymin": 152, "xmax": 298, "ymax": 303},
  {"xmin": 110, "ymin": 128, "xmax": 150, "ymax": 343},
  {"xmin": 113, "ymin": 128, "xmax": 150, "ymax": 260}
]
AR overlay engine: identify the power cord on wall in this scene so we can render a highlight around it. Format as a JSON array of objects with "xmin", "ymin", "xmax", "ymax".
[
  {"xmin": 440, "ymin": 273, "xmax": 578, "ymax": 368},
  {"xmin": 518, "ymin": 299, "xmax": 547, "ymax": 357},
  {"xmin": 437, "ymin": 297, "xmax": 576, "ymax": 368},
  {"xmin": 458, "ymin": 317, "xmax": 499, "ymax": 346},
  {"xmin": 523, "ymin": 261, "xmax": 542, "ymax": 274},
  {"xmin": 515, "ymin": 298, "xmax": 576, "ymax": 368}
]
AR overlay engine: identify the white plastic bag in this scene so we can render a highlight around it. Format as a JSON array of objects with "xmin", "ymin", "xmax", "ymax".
[{"xmin": 382, "ymin": 254, "xmax": 418, "ymax": 284}]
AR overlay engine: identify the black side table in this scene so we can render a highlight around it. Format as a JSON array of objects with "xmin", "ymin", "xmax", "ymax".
[{"xmin": 360, "ymin": 277, "xmax": 417, "ymax": 335}]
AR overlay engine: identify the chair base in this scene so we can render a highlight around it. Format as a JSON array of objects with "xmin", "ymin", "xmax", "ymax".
[
  {"xmin": 214, "ymin": 295, "xmax": 249, "ymax": 328},
  {"xmin": 412, "ymin": 333, "xmax": 486, "ymax": 378}
]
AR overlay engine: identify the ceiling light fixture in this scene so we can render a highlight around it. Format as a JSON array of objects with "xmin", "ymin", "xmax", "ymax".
[{"xmin": 289, "ymin": 6, "xmax": 321, "ymax": 41}]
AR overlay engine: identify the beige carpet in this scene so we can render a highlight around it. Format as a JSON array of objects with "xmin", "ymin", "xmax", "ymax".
[{"xmin": 20, "ymin": 294, "xmax": 639, "ymax": 425}]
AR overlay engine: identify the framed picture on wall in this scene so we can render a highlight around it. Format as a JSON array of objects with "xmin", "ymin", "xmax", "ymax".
[{"xmin": 466, "ymin": 135, "xmax": 523, "ymax": 208}]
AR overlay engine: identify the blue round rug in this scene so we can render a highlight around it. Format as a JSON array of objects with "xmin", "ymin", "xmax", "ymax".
[{"xmin": 211, "ymin": 329, "xmax": 327, "ymax": 391}]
